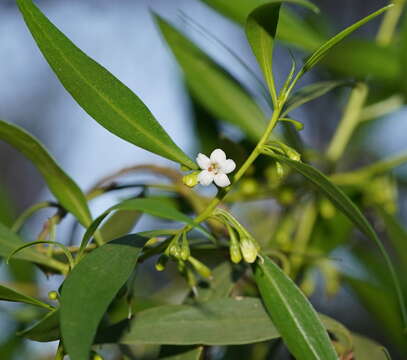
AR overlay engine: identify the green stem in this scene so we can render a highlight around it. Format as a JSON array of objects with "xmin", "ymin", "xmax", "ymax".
[
  {"xmin": 289, "ymin": 200, "xmax": 317, "ymax": 276},
  {"xmin": 331, "ymin": 150, "xmax": 407, "ymax": 185},
  {"xmin": 360, "ymin": 94, "xmax": 403, "ymax": 122},
  {"xmin": 326, "ymin": 82, "xmax": 368, "ymax": 162},
  {"xmin": 55, "ymin": 341, "xmax": 65, "ymax": 360},
  {"xmin": 376, "ymin": 0, "xmax": 406, "ymax": 46},
  {"xmin": 193, "ymin": 107, "xmax": 282, "ymax": 224}
]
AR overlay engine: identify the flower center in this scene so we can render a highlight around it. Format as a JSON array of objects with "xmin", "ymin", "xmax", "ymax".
[{"xmin": 208, "ymin": 162, "xmax": 219, "ymax": 174}]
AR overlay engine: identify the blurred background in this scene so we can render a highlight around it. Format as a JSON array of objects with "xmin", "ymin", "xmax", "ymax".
[{"xmin": 1, "ymin": 0, "xmax": 406, "ymax": 359}]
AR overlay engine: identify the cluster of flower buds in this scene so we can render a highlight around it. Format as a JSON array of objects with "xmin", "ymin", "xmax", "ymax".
[
  {"xmin": 214, "ymin": 208, "xmax": 260, "ymax": 264},
  {"xmin": 155, "ymin": 231, "xmax": 212, "ymax": 287}
]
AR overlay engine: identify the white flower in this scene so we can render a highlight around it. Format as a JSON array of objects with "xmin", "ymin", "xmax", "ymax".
[{"xmin": 196, "ymin": 149, "xmax": 236, "ymax": 187}]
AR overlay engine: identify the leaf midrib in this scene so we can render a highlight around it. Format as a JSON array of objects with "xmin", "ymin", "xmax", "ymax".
[
  {"xmin": 22, "ymin": 2, "xmax": 181, "ymax": 162},
  {"xmin": 262, "ymin": 265, "xmax": 322, "ymax": 359}
]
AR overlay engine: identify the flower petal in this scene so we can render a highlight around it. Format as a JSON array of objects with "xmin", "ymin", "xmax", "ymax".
[
  {"xmin": 198, "ymin": 170, "xmax": 215, "ymax": 186},
  {"xmin": 210, "ymin": 149, "xmax": 226, "ymax": 164},
  {"xmin": 220, "ymin": 159, "xmax": 236, "ymax": 174},
  {"xmin": 214, "ymin": 173, "xmax": 231, "ymax": 187},
  {"xmin": 196, "ymin": 153, "xmax": 211, "ymax": 170}
]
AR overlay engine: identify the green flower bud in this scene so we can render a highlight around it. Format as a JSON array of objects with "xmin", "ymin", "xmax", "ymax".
[
  {"xmin": 240, "ymin": 238, "xmax": 258, "ymax": 263},
  {"xmin": 286, "ymin": 149, "xmax": 301, "ymax": 161},
  {"xmin": 320, "ymin": 198, "xmax": 336, "ymax": 219},
  {"xmin": 182, "ymin": 172, "xmax": 199, "ymax": 188},
  {"xmin": 188, "ymin": 257, "xmax": 212, "ymax": 279},
  {"xmin": 277, "ymin": 142, "xmax": 301, "ymax": 162},
  {"xmin": 240, "ymin": 179, "xmax": 258, "ymax": 195},
  {"xmin": 155, "ymin": 254, "xmax": 168, "ymax": 271},
  {"xmin": 93, "ymin": 354, "xmax": 104, "ymax": 360},
  {"xmin": 48, "ymin": 291, "xmax": 59, "ymax": 301},
  {"xmin": 168, "ymin": 242, "xmax": 181, "ymax": 258},
  {"xmin": 228, "ymin": 227, "xmax": 242, "ymax": 264},
  {"xmin": 230, "ymin": 242, "xmax": 242, "ymax": 264},
  {"xmin": 276, "ymin": 162, "xmax": 284, "ymax": 178}
]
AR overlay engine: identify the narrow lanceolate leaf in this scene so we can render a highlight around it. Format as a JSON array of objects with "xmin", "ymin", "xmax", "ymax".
[
  {"xmin": 99, "ymin": 209, "xmax": 141, "ymax": 242},
  {"xmin": 245, "ymin": 1, "xmax": 318, "ymax": 103},
  {"xmin": 79, "ymin": 198, "xmax": 211, "ymax": 255},
  {"xmin": 0, "ymin": 284, "xmax": 53, "ymax": 310},
  {"xmin": 282, "ymin": 81, "xmax": 352, "ymax": 117},
  {"xmin": 0, "ymin": 121, "xmax": 91, "ymax": 227},
  {"xmin": 199, "ymin": 0, "xmax": 324, "ymax": 51},
  {"xmin": 155, "ymin": 16, "xmax": 266, "ymax": 141},
  {"xmin": 301, "ymin": 5, "xmax": 392, "ymax": 74},
  {"xmin": 61, "ymin": 235, "xmax": 147, "ymax": 360},
  {"xmin": 254, "ymin": 256, "xmax": 338, "ymax": 360},
  {"xmin": 0, "ymin": 223, "xmax": 66, "ymax": 273},
  {"xmin": 99, "ymin": 298, "xmax": 344, "ymax": 346},
  {"xmin": 17, "ymin": 0, "xmax": 196, "ymax": 170},
  {"xmin": 18, "ymin": 309, "xmax": 60, "ymax": 342},
  {"xmin": 266, "ymin": 153, "xmax": 407, "ymax": 329}
]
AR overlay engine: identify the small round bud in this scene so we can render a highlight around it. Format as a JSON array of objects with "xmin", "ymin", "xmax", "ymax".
[
  {"xmin": 240, "ymin": 238, "xmax": 258, "ymax": 263},
  {"xmin": 230, "ymin": 243, "xmax": 242, "ymax": 264},
  {"xmin": 240, "ymin": 179, "xmax": 258, "ymax": 195},
  {"xmin": 93, "ymin": 354, "xmax": 104, "ymax": 360},
  {"xmin": 155, "ymin": 254, "xmax": 168, "ymax": 272},
  {"xmin": 169, "ymin": 243, "xmax": 180, "ymax": 258},
  {"xmin": 276, "ymin": 162, "xmax": 284, "ymax": 178},
  {"xmin": 48, "ymin": 291, "xmax": 59, "ymax": 301},
  {"xmin": 278, "ymin": 188, "xmax": 295, "ymax": 205},
  {"xmin": 182, "ymin": 172, "xmax": 199, "ymax": 188},
  {"xmin": 286, "ymin": 149, "xmax": 301, "ymax": 162},
  {"xmin": 320, "ymin": 198, "xmax": 336, "ymax": 219}
]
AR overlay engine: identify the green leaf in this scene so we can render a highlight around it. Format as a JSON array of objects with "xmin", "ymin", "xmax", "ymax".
[
  {"xmin": 17, "ymin": 0, "xmax": 196, "ymax": 170},
  {"xmin": 118, "ymin": 297, "xmax": 279, "ymax": 345},
  {"xmin": 0, "ymin": 121, "xmax": 91, "ymax": 227},
  {"xmin": 323, "ymin": 40, "xmax": 400, "ymax": 85},
  {"xmin": 199, "ymin": 0, "xmax": 324, "ymax": 51},
  {"xmin": 352, "ymin": 333, "xmax": 390, "ymax": 360},
  {"xmin": 377, "ymin": 208, "xmax": 407, "ymax": 268},
  {"xmin": 0, "ymin": 223, "xmax": 67, "ymax": 273},
  {"xmin": 0, "ymin": 183, "xmax": 15, "ymax": 227},
  {"xmin": 79, "ymin": 198, "xmax": 211, "ymax": 255},
  {"xmin": 195, "ymin": 262, "xmax": 238, "ymax": 302},
  {"xmin": 254, "ymin": 256, "xmax": 338, "ymax": 360},
  {"xmin": 245, "ymin": 1, "xmax": 318, "ymax": 103},
  {"xmin": 155, "ymin": 16, "xmax": 266, "ymax": 141},
  {"xmin": 18, "ymin": 309, "xmax": 60, "ymax": 342},
  {"xmin": 0, "ymin": 283, "xmax": 53, "ymax": 310},
  {"xmin": 265, "ymin": 153, "xmax": 407, "ymax": 329},
  {"xmin": 344, "ymin": 276, "xmax": 407, "ymax": 352},
  {"xmin": 159, "ymin": 346, "xmax": 203, "ymax": 360},
  {"xmin": 104, "ymin": 297, "xmax": 341, "ymax": 346},
  {"xmin": 282, "ymin": 81, "xmax": 352, "ymax": 117},
  {"xmin": 99, "ymin": 209, "xmax": 141, "ymax": 242},
  {"xmin": 301, "ymin": 5, "xmax": 392, "ymax": 74},
  {"xmin": 60, "ymin": 235, "xmax": 147, "ymax": 360}
]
